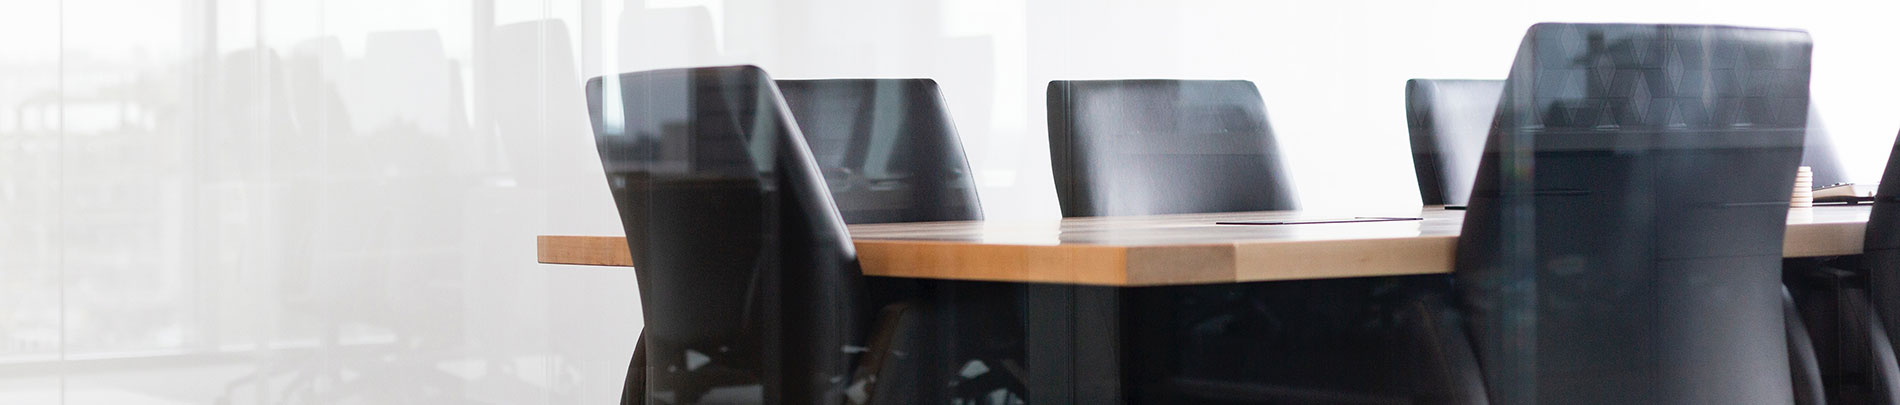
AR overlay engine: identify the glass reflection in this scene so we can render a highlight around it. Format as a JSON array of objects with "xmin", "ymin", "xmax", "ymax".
[
  {"xmin": 1459, "ymin": 23, "xmax": 1812, "ymax": 403},
  {"xmin": 10, "ymin": 0, "xmax": 1900, "ymax": 403}
]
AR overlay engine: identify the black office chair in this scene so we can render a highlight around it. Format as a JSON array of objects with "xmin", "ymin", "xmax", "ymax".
[
  {"xmin": 1411, "ymin": 73, "xmax": 1828, "ymax": 404},
  {"xmin": 1781, "ymin": 103, "xmax": 1865, "ymax": 404},
  {"xmin": 1803, "ymin": 106, "xmax": 1852, "ymax": 187},
  {"xmin": 776, "ymin": 79, "xmax": 983, "ymax": 224},
  {"xmin": 1406, "ymin": 78, "xmax": 1504, "ymax": 206},
  {"xmin": 1046, "ymin": 80, "xmax": 1476, "ymax": 403},
  {"xmin": 587, "ymin": 65, "xmax": 921, "ymax": 404},
  {"xmin": 1047, "ymin": 79, "xmax": 1297, "ymax": 217},
  {"xmin": 1856, "ymin": 131, "xmax": 1900, "ymax": 405},
  {"xmin": 776, "ymin": 78, "xmax": 1027, "ymax": 403},
  {"xmin": 1455, "ymin": 23, "xmax": 1817, "ymax": 404}
]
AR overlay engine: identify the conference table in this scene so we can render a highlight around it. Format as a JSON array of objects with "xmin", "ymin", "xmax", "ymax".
[
  {"xmin": 539, "ymin": 205, "xmax": 1869, "ymax": 283},
  {"xmin": 538, "ymin": 205, "xmax": 1874, "ymax": 402}
]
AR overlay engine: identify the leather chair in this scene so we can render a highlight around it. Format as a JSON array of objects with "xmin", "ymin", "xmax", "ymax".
[
  {"xmin": 775, "ymin": 79, "xmax": 983, "ymax": 224},
  {"xmin": 1406, "ymin": 78, "xmax": 1504, "ymax": 206},
  {"xmin": 1047, "ymin": 79, "xmax": 1297, "ymax": 217},
  {"xmin": 1803, "ymin": 106, "xmax": 1852, "ymax": 187},
  {"xmin": 1781, "ymin": 104, "xmax": 1863, "ymax": 404},
  {"xmin": 1455, "ymin": 23, "xmax": 1818, "ymax": 404},
  {"xmin": 777, "ymin": 78, "xmax": 1026, "ymax": 403},
  {"xmin": 587, "ymin": 65, "xmax": 920, "ymax": 404},
  {"xmin": 1047, "ymin": 80, "xmax": 1473, "ymax": 403},
  {"xmin": 1412, "ymin": 74, "xmax": 1828, "ymax": 404},
  {"xmin": 1857, "ymin": 131, "xmax": 1900, "ymax": 404},
  {"xmin": 1405, "ymin": 84, "xmax": 1857, "ymax": 204}
]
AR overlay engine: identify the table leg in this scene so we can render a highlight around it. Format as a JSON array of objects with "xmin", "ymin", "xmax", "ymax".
[{"xmin": 1023, "ymin": 284, "xmax": 1124, "ymax": 404}]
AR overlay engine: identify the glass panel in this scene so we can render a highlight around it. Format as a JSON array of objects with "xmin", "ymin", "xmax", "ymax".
[
  {"xmin": 0, "ymin": 0, "xmax": 62, "ymax": 370},
  {"xmin": 9, "ymin": 1, "xmax": 1900, "ymax": 404}
]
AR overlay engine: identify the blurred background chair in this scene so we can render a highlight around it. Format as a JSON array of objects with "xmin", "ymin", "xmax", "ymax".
[
  {"xmin": 1802, "ymin": 105, "xmax": 1852, "ymax": 187},
  {"xmin": 587, "ymin": 65, "xmax": 921, "ymax": 404},
  {"xmin": 1405, "ymin": 78, "xmax": 1504, "ymax": 207},
  {"xmin": 1454, "ymin": 23, "xmax": 1817, "ymax": 404},
  {"xmin": 1046, "ymin": 79, "xmax": 1297, "ymax": 217},
  {"xmin": 490, "ymin": 20, "xmax": 635, "ymax": 403}
]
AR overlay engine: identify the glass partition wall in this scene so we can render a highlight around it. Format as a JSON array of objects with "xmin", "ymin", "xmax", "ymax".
[{"xmin": 3, "ymin": 0, "xmax": 1899, "ymax": 403}]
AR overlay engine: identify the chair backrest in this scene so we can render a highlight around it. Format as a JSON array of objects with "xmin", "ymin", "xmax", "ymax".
[
  {"xmin": 1802, "ymin": 105, "xmax": 1850, "ymax": 186},
  {"xmin": 1455, "ymin": 23, "xmax": 1810, "ymax": 404},
  {"xmin": 1406, "ymin": 79, "xmax": 1505, "ymax": 206},
  {"xmin": 1046, "ymin": 79, "xmax": 1297, "ymax": 217},
  {"xmin": 1864, "ymin": 130, "xmax": 1900, "ymax": 375},
  {"xmin": 777, "ymin": 78, "xmax": 983, "ymax": 223},
  {"xmin": 587, "ymin": 65, "xmax": 865, "ymax": 403}
]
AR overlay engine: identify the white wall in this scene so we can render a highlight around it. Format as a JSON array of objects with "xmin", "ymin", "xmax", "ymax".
[{"xmin": 2, "ymin": 0, "xmax": 1897, "ymax": 403}]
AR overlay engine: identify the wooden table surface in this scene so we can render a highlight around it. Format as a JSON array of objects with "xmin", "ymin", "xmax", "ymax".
[{"xmin": 538, "ymin": 205, "xmax": 1873, "ymax": 286}]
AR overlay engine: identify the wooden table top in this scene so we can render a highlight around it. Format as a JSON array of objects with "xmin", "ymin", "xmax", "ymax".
[{"xmin": 538, "ymin": 205, "xmax": 1873, "ymax": 286}]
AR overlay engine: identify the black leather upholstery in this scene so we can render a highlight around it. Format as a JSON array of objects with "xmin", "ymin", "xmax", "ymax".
[
  {"xmin": 1046, "ymin": 79, "xmax": 1479, "ymax": 403},
  {"xmin": 776, "ymin": 79, "xmax": 983, "ymax": 224},
  {"xmin": 778, "ymin": 78, "xmax": 1026, "ymax": 402},
  {"xmin": 1413, "ymin": 73, "xmax": 1825, "ymax": 404},
  {"xmin": 1873, "ymin": 310, "xmax": 1900, "ymax": 404},
  {"xmin": 1047, "ymin": 79, "xmax": 1297, "ymax": 217},
  {"xmin": 1406, "ymin": 79, "xmax": 1504, "ymax": 206},
  {"xmin": 1862, "ymin": 129, "xmax": 1900, "ymax": 404},
  {"xmin": 1456, "ymin": 23, "xmax": 1811, "ymax": 404},
  {"xmin": 1803, "ymin": 106, "xmax": 1851, "ymax": 186},
  {"xmin": 588, "ymin": 65, "xmax": 906, "ymax": 404},
  {"xmin": 1788, "ymin": 287, "xmax": 1828, "ymax": 405}
]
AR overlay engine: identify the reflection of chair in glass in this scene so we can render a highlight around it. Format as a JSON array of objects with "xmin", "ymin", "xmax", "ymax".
[
  {"xmin": 332, "ymin": 35, "xmax": 477, "ymax": 376},
  {"xmin": 1405, "ymin": 79, "xmax": 1503, "ymax": 206},
  {"xmin": 1456, "ymin": 23, "xmax": 1816, "ymax": 404},
  {"xmin": 1046, "ymin": 79, "xmax": 1296, "ymax": 217},
  {"xmin": 489, "ymin": 19, "xmax": 639, "ymax": 403},
  {"xmin": 342, "ymin": 30, "xmax": 471, "ymax": 177},
  {"xmin": 212, "ymin": 46, "xmax": 319, "ymax": 404},
  {"xmin": 211, "ymin": 46, "xmax": 393, "ymax": 404},
  {"xmin": 221, "ymin": 30, "xmax": 516, "ymax": 403},
  {"xmin": 286, "ymin": 37, "xmax": 357, "ymax": 140},
  {"xmin": 588, "ymin": 65, "xmax": 922, "ymax": 404},
  {"xmin": 490, "ymin": 19, "xmax": 601, "ymax": 188},
  {"xmin": 489, "ymin": 21, "xmax": 559, "ymax": 187}
]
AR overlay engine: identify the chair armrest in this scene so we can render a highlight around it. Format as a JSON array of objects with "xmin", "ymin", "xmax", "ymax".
[
  {"xmin": 1784, "ymin": 287, "xmax": 1825, "ymax": 405},
  {"xmin": 847, "ymin": 301, "xmax": 920, "ymax": 405}
]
